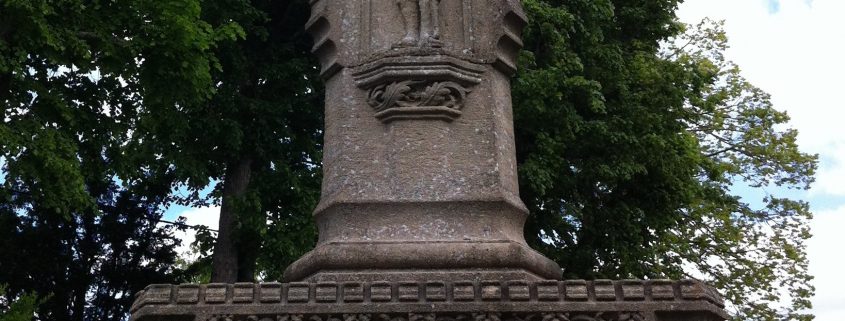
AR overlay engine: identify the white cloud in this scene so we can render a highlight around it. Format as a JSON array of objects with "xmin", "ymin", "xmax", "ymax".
[
  {"xmin": 807, "ymin": 205, "xmax": 845, "ymax": 320},
  {"xmin": 813, "ymin": 144, "xmax": 845, "ymax": 196},
  {"xmin": 679, "ymin": 0, "xmax": 845, "ymax": 198},
  {"xmin": 677, "ymin": 1, "xmax": 845, "ymax": 319},
  {"xmin": 170, "ymin": 206, "xmax": 220, "ymax": 261},
  {"xmin": 677, "ymin": 0, "xmax": 845, "ymax": 153}
]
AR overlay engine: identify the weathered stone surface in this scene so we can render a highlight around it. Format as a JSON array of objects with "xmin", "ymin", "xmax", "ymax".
[
  {"xmin": 306, "ymin": 0, "xmax": 527, "ymax": 78},
  {"xmin": 130, "ymin": 280, "xmax": 727, "ymax": 321},
  {"xmin": 284, "ymin": 0, "xmax": 560, "ymax": 283}
]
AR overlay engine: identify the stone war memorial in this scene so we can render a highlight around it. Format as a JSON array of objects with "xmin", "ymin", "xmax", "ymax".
[{"xmin": 130, "ymin": 1, "xmax": 728, "ymax": 321}]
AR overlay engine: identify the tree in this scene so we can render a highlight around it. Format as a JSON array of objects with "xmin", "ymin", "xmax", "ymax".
[
  {"xmin": 515, "ymin": 0, "xmax": 701, "ymax": 280},
  {"xmin": 0, "ymin": 286, "xmax": 40, "ymax": 321},
  {"xmin": 513, "ymin": 1, "xmax": 816, "ymax": 320},
  {"xmin": 124, "ymin": 0, "xmax": 323, "ymax": 283},
  {"xmin": 0, "ymin": 184, "xmax": 188, "ymax": 321},
  {"xmin": 0, "ymin": 0, "xmax": 237, "ymax": 319},
  {"xmin": 662, "ymin": 19, "xmax": 815, "ymax": 320}
]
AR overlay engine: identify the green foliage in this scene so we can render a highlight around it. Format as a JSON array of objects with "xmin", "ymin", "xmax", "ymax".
[
  {"xmin": 516, "ymin": 0, "xmax": 698, "ymax": 278},
  {"xmin": 0, "ymin": 286, "xmax": 41, "ymax": 321},
  {"xmin": 130, "ymin": 0, "xmax": 323, "ymax": 281},
  {"xmin": 514, "ymin": 2, "xmax": 817, "ymax": 320},
  {"xmin": 0, "ymin": 0, "xmax": 232, "ymax": 319},
  {"xmin": 662, "ymin": 19, "xmax": 816, "ymax": 321},
  {"xmin": 0, "ymin": 189, "xmax": 185, "ymax": 320}
]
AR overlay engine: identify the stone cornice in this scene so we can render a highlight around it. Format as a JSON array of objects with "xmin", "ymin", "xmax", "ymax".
[{"xmin": 131, "ymin": 280, "xmax": 727, "ymax": 321}]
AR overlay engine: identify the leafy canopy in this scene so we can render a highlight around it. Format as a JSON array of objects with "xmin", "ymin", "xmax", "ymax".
[
  {"xmin": 514, "ymin": 1, "xmax": 816, "ymax": 320},
  {"xmin": 0, "ymin": 0, "xmax": 238, "ymax": 319}
]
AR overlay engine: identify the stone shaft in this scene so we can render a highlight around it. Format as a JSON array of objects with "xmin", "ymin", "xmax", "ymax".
[{"xmin": 283, "ymin": 0, "xmax": 561, "ymax": 282}]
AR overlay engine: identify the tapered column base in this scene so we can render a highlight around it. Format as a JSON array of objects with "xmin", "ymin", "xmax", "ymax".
[{"xmin": 282, "ymin": 239, "xmax": 563, "ymax": 282}]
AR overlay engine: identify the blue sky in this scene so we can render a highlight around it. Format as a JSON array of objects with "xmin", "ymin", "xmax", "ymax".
[
  {"xmin": 160, "ymin": 184, "xmax": 217, "ymax": 260},
  {"xmin": 767, "ymin": 0, "xmax": 781, "ymax": 14}
]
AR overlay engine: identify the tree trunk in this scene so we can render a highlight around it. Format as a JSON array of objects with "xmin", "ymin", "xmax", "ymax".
[
  {"xmin": 0, "ymin": 73, "xmax": 11, "ymax": 103},
  {"xmin": 236, "ymin": 181, "xmax": 262, "ymax": 282},
  {"xmin": 210, "ymin": 156, "xmax": 253, "ymax": 283},
  {"xmin": 237, "ymin": 239, "xmax": 259, "ymax": 282}
]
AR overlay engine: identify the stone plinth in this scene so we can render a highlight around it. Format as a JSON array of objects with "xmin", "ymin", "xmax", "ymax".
[{"xmin": 130, "ymin": 280, "xmax": 727, "ymax": 321}]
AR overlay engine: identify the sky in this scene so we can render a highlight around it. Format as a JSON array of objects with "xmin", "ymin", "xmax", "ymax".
[
  {"xmin": 676, "ymin": 0, "xmax": 845, "ymax": 319},
  {"xmin": 165, "ymin": 0, "xmax": 845, "ymax": 319}
]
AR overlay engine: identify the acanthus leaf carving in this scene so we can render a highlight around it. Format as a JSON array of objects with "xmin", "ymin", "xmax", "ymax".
[
  {"xmin": 409, "ymin": 313, "xmax": 437, "ymax": 321},
  {"xmin": 208, "ymin": 315, "xmax": 234, "ymax": 321},
  {"xmin": 368, "ymin": 80, "xmax": 470, "ymax": 112},
  {"xmin": 378, "ymin": 314, "xmax": 407, "ymax": 321},
  {"xmin": 472, "ymin": 313, "xmax": 501, "ymax": 321},
  {"xmin": 508, "ymin": 314, "xmax": 539, "ymax": 321},
  {"xmin": 434, "ymin": 313, "xmax": 470, "ymax": 321},
  {"xmin": 344, "ymin": 314, "xmax": 372, "ymax": 321},
  {"xmin": 617, "ymin": 313, "xmax": 644, "ymax": 321},
  {"xmin": 279, "ymin": 315, "xmax": 305, "ymax": 321},
  {"xmin": 351, "ymin": 55, "xmax": 484, "ymax": 123},
  {"xmin": 570, "ymin": 313, "xmax": 605, "ymax": 321},
  {"xmin": 540, "ymin": 313, "xmax": 569, "ymax": 321}
]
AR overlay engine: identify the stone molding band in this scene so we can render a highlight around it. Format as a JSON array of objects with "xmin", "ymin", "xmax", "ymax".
[
  {"xmin": 205, "ymin": 312, "xmax": 651, "ymax": 321},
  {"xmin": 281, "ymin": 241, "xmax": 563, "ymax": 282},
  {"xmin": 131, "ymin": 279, "xmax": 726, "ymax": 321}
]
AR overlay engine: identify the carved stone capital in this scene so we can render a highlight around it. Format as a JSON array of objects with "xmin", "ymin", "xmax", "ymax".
[
  {"xmin": 352, "ymin": 55, "xmax": 484, "ymax": 122},
  {"xmin": 366, "ymin": 80, "xmax": 469, "ymax": 122}
]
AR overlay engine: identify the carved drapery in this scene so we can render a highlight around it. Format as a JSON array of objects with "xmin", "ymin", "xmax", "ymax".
[
  {"xmin": 306, "ymin": 0, "xmax": 528, "ymax": 76},
  {"xmin": 396, "ymin": 0, "xmax": 443, "ymax": 47}
]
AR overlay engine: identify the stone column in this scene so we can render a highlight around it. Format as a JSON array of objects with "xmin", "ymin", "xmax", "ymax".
[{"xmin": 282, "ymin": 0, "xmax": 562, "ymax": 282}]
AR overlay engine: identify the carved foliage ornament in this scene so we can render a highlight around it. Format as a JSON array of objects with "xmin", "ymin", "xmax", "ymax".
[
  {"xmin": 368, "ymin": 80, "xmax": 470, "ymax": 112},
  {"xmin": 351, "ymin": 56, "xmax": 483, "ymax": 123},
  {"xmin": 206, "ymin": 312, "xmax": 646, "ymax": 321}
]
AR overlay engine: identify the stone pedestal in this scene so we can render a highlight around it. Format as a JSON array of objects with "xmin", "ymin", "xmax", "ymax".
[{"xmin": 130, "ymin": 0, "xmax": 728, "ymax": 320}]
